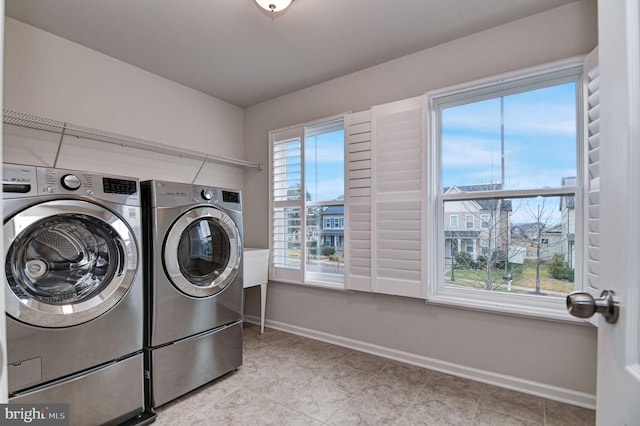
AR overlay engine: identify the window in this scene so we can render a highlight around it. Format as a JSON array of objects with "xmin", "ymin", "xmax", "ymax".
[
  {"xmin": 271, "ymin": 117, "xmax": 345, "ymax": 287},
  {"xmin": 450, "ymin": 215, "xmax": 458, "ymax": 227},
  {"xmin": 465, "ymin": 240, "xmax": 474, "ymax": 253},
  {"xmin": 481, "ymin": 214, "xmax": 490, "ymax": 229},
  {"xmin": 465, "ymin": 214, "xmax": 474, "ymax": 229},
  {"xmin": 428, "ymin": 58, "xmax": 583, "ymax": 318}
]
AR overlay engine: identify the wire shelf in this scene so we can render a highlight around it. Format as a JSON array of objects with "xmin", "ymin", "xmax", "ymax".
[{"xmin": 3, "ymin": 109, "xmax": 262, "ymax": 173}]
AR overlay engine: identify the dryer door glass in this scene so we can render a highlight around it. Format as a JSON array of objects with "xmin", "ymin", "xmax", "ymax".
[
  {"xmin": 177, "ymin": 219, "xmax": 230, "ymax": 286},
  {"xmin": 4, "ymin": 200, "xmax": 139, "ymax": 328},
  {"xmin": 164, "ymin": 206, "xmax": 241, "ymax": 298}
]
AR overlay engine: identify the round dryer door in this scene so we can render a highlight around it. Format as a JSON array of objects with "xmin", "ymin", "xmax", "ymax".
[
  {"xmin": 4, "ymin": 200, "xmax": 138, "ymax": 327},
  {"xmin": 164, "ymin": 206, "xmax": 241, "ymax": 298}
]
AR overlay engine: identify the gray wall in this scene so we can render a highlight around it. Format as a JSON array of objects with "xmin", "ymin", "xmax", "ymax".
[
  {"xmin": 3, "ymin": 17, "xmax": 245, "ymax": 189},
  {"xmin": 243, "ymin": 0, "xmax": 598, "ymax": 398}
]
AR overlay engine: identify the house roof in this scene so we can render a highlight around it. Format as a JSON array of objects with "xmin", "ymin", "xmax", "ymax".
[
  {"xmin": 322, "ymin": 205, "xmax": 345, "ymax": 216},
  {"xmin": 320, "ymin": 229, "xmax": 344, "ymax": 236},
  {"xmin": 445, "ymin": 231, "xmax": 481, "ymax": 238},
  {"xmin": 444, "ymin": 184, "xmax": 512, "ymax": 211},
  {"xmin": 444, "ymin": 183, "xmax": 503, "ymax": 193}
]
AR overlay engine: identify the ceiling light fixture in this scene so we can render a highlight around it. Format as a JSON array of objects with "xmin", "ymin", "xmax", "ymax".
[{"xmin": 254, "ymin": 0, "xmax": 293, "ymax": 13}]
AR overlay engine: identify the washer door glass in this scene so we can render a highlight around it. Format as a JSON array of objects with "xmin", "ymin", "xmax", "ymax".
[
  {"xmin": 4, "ymin": 200, "xmax": 138, "ymax": 327},
  {"xmin": 164, "ymin": 206, "xmax": 240, "ymax": 298}
]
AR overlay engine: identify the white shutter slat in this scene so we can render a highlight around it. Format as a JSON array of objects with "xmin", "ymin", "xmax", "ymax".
[
  {"xmin": 349, "ymin": 140, "xmax": 371, "ymax": 151},
  {"xmin": 350, "ymin": 178, "xmax": 372, "ymax": 189},
  {"xmin": 349, "ymin": 122, "xmax": 371, "ymax": 135},
  {"xmin": 349, "ymin": 188, "xmax": 371, "ymax": 198},
  {"xmin": 349, "ymin": 159, "xmax": 372, "ymax": 171},
  {"xmin": 349, "ymin": 151, "xmax": 371, "ymax": 162},
  {"xmin": 349, "ymin": 240, "xmax": 371, "ymax": 249},
  {"xmin": 349, "ymin": 169, "xmax": 371, "ymax": 180},
  {"xmin": 378, "ymin": 249, "xmax": 422, "ymax": 261}
]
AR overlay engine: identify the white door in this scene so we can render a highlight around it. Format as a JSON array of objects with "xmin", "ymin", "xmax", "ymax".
[
  {"xmin": 0, "ymin": 0, "xmax": 7, "ymax": 403},
  {"xmin": 596, "ymin": 0, "xmax": 640, "ymax": 422}
]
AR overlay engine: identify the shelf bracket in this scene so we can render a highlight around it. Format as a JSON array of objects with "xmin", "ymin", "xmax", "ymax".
[
  {"xmin": 192, "ymin": 155, "xmax": 210, "ymax": 184},
  {"xmin": 53, "ymin": 122, "xmax": 68, "ymax": 169}
]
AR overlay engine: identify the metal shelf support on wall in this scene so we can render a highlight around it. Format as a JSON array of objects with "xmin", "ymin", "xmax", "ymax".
[{"xmin": 2, "ymin": 109, "xmax": 262, "ymax": 181}]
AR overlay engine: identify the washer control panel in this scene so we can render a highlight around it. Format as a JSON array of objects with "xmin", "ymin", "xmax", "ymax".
[{"xmin": 2, "ymin": 163, "xmax": 140, "ymax": 206}]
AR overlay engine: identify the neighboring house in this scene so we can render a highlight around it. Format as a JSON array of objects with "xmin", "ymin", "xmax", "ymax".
[
  {"xmin": 443, "ymin": 184, "xmax": 512, "ymax": 261},
  {"xmin": 320, "ymin": 205, "xmax": 344, "ymax": 255},
  {"xmin": 511, "ymin": 223, "xmax": 541, "ymax": 240},
  {"xmin": 540, "ymin": 224, "xmax": 564, "ymax": 261},
  {"xmin": 509, "ymin": 177, "xmax": 576, "ymax": 265}
]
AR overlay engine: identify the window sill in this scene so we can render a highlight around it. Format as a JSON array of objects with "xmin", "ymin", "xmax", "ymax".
[
  {"xmin": 268, "ymin": 278, "xmax": 353, "ymax": 294},
  {"xmin": 427, "ymin": 290, "xmax": 593, "ymax": 325}
]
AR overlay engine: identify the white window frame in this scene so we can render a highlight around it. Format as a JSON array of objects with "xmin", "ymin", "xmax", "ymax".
[
  {"xmin": 426, "ymin": 57, "xmax": 585, "ymax": 321},
  {"xmin": 269, "ymin": 114, "xmax": 346, "ymax": 288},
  {"xmin": 450, "ymin": 214, "xmax": 458, "ymax": 228}
]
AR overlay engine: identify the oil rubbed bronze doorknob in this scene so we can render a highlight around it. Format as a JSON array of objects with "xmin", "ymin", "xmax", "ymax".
[{"xmin": 566, "ymin": 290, "xmax": 619, "ymax": 324}]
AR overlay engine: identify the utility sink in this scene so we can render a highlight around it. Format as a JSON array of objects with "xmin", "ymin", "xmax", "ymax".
[{"xmin": 243, "ymin": 248, "xmax": 269, "ymax": 333}]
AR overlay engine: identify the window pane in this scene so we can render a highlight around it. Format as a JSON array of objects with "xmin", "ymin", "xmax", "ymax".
[
  {"xmin": 441, "ymin": 82, "xmax": 577, "ymax": 191},
  {"xmin": 273, "ymin": 207, "xmax": 301, "ymax": 270},
  {"xmin": 444, "ymin": 195, "xmax": 576, "ymax": 297},
  {"xmin": 305, "ymin": 205, "xmax": 344, "ymax": 277},
  {"xmin": 304, "ymin": 127, "xmax": 344, "ymax": 202}
]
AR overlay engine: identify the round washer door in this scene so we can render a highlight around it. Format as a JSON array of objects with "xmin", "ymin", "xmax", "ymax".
[
  {"xmin": 4, "ymin": 199, "xmax": 138, "ymax": 328},
  {"xmin": 164, "ymin": 206, "xmax": 241, "ymax": 298}
]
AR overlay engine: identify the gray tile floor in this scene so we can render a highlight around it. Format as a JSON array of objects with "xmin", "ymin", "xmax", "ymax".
[{"xmin": 154, "ymin": 324, "xmax": 595, "ymax": 425}]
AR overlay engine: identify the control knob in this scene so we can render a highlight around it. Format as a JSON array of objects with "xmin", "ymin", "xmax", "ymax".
[
  {"xmin": 61, "ymin": 174, "xmax": 82, "ymax": 191},
  {"xmin": 201, "ymin": 189, "xmax": 213, "ymax": 200}
]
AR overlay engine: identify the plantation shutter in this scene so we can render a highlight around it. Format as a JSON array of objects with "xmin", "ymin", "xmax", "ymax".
[
  {"xmin": 345, "ymin": 111, "xmax": 373, "ymax": 291},
  {"xmin": 270, "ymin": 127, "xmax": 304, "ymax": 283},
  {"xmin": 370, "ymin": 96, "xmax": 426, "ymax": 298},
  {"xmin": 584, "ymin": 47, "xmax": 601, "ymax": 311}
]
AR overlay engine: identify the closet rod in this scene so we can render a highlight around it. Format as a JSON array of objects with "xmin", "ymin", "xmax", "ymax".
[{"xmin": 3, "ymin": 109, "xmax": 262, "ymax": 170}]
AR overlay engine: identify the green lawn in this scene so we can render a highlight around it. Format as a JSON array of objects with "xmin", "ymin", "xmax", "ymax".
[{"xmin": 445, "ymin": 262, "xmax": 575, "ymax": 297}]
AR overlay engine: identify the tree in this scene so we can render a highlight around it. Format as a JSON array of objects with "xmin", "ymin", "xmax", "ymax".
[
  {"xmin": 449, "ymin": 195, "xmax": 512, "ymax": 290},
  {"xmin": 472, "ymin": 198, "xmax": 511, "ymax": 290},
  {"xmin": 522, "ymin": 198, "xmax": 564, "ymax": 294}
]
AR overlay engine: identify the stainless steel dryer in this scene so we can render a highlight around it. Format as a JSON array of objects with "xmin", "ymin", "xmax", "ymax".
[
  {"xmin": 3, "ymin": 163, "xmax": 145, "ymax": 425},
  {"xmin": 142, "ymin": 180, "xmax": 243, "ymax": 408}
]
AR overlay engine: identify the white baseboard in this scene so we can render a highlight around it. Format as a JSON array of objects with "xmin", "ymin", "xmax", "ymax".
[{"xmin": 244, "ymin": 315, "xmax": 596, "ymax": 410}]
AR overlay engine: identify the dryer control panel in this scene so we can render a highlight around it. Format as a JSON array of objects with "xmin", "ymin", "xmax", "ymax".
[{"xmin": 149, "ymin": 180, "xmax": 241, "ymax": 211}]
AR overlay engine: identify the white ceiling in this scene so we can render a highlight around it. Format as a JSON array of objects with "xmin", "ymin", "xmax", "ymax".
[{"xmin": 5, "ymin": 0, "xmax": 578, "ymax": 108}]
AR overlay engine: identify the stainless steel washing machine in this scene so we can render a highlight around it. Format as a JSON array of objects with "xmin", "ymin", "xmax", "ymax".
[
  {"xmin": 3, "ymin": 163, "xmax": 145, "ymax": 425},
  {"xmin": 142, "ymin": 180, "xmax": 243, "ymax": 408}
]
